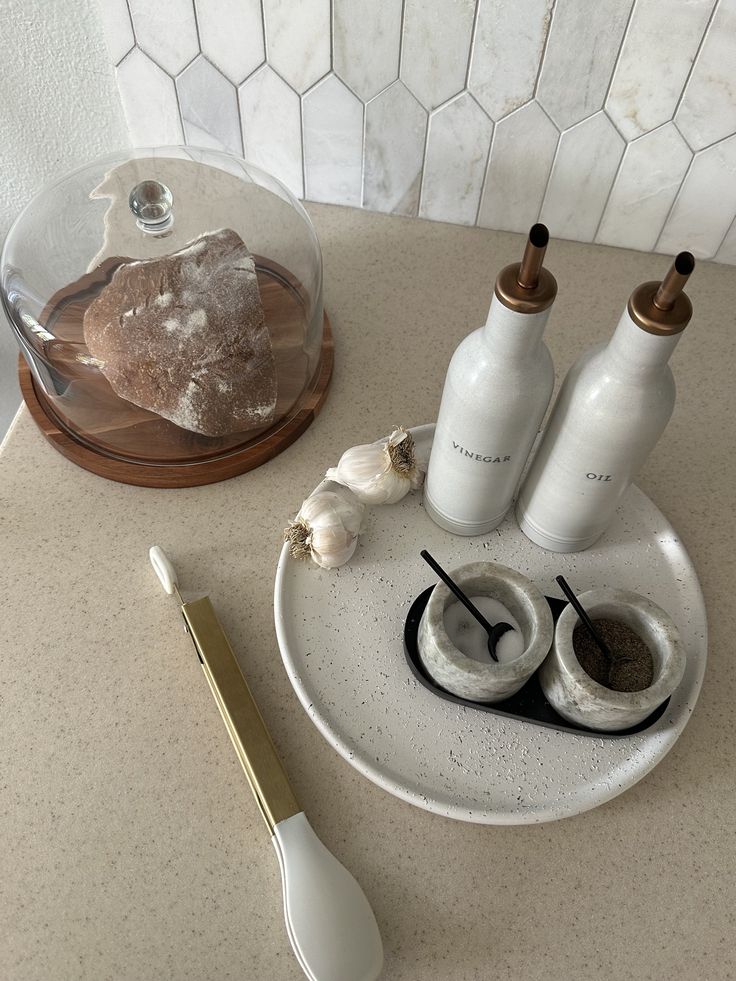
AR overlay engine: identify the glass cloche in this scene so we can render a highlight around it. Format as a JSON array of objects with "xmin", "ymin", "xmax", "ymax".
[{"xmin": 1, "ymin": 147, "xmax": 329, "ymax": 486}]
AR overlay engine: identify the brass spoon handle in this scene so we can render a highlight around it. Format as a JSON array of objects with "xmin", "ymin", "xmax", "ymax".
[{"xmin": 181, "ymin": 596, "xmax": 301, "ymax": 834}]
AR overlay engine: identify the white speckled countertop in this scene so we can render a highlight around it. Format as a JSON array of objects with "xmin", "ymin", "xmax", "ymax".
[{"xmin": 1, "ymin": 204, "xmax": 735, "ymax": 981}]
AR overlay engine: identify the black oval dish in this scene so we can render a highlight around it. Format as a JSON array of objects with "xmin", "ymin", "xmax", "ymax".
[{"xmin": 404, "ymin": 586, "xmax": 669, "ymax": 739}]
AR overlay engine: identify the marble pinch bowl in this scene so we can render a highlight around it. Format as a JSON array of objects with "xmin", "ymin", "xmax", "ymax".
[
  {"xmin": 539, "ymin": 587, "xmax": 686, "ymax": 733},
  {"xmin": 417, "ymin": 561, "xmax": 554, "ymax": 703}
]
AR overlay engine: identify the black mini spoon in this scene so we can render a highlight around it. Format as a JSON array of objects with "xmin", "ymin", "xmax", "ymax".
[
  {"xmin": 420, "ymin": 550, "xmax": 512, "ymax": 662},
  {"xmin": 555, "ymin": 574, "xmax": 633, "ymax": 683}
]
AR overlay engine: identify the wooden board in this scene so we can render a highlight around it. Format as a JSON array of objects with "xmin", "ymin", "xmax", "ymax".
[
  {"xmin": 19, "ymin": 318, "xmax": 332, "ymax": 487},
  {"xmin": 16, "ymin": 248, "xmax": 332, "ymax": 487}
]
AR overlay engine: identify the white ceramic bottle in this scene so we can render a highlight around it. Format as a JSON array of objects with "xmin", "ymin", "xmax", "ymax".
[
  {"xmin": 516, "ymin": 252, "xmax": 695, "ymax": 553},
  {"xmin": 424, "ymin": 225, "xmax": 557, "ymax": 536}
]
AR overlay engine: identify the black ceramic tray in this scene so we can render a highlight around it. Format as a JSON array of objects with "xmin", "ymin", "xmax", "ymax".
[{"xmin": 404, "ymin": 586, "xmax": 669, "ymax": 739}]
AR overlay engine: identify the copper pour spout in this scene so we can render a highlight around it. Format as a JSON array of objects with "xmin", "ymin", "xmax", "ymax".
[
  {"xmin": 653, "ymin": 251, "xmax": 695, "ymax": 311},
  {"xmin": 517, "ymin": 223, "xmax": 549, "ymax": 290},
  {"xmin": 627, "ymin": 251, "xmax": 695, "ymax": 336}
]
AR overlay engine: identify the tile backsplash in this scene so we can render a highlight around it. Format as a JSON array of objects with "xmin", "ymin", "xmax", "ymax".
[{"xmin": 101, "ymin": 0, "xmax": 736, "ymax": 263}]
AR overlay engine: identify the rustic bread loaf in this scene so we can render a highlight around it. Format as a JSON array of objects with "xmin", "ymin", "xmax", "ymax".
[{"xmin": 83, "ymin": 228, "xmax": 277, "ymax": 436}]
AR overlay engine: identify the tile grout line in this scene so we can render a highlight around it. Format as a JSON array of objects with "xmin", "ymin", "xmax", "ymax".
[
  {"xmin": 115, "ymin": 45, "xmax": 135, "ymax": 69},
  {"xmin": 537, "ymin": 126, "xmax": 563, "ymax": 224},
  {"xmin": 191, "ymin": 0, "xmax": 202, "ymax": 51},
  {"xmin": 258, "ymin": 0, "xmax": 274, "ymax": 181},
  {"xmin": 474, "ymin": 119, "xmax": 495, "ymax": 227},
  {"xmin": 169, "ymin": 8, "xmax": 202, "ymax": 149},
  {"xmin": 260, "ymin": 0, "xmax": 268, "ymax": 61},
  {"xmin": 678, "ymin": 128, "xmax": 734, "ymax": 156},
  {"xmin": 535, "ymin": 112, "xmax": 561, "ymax": 227},
  {"xmin": 171, "ymin": 67, "xmax": 188, "ymax": 145},
  {"xmin": 592, "ymin": 139, "xmax": 628, "ymax": 243},
  {"xmin": 299, "ymin": 88, "xmax": 308, "ymax": 201},
  {"xmin": 397, "ymin": 0, "xmax": 407, "ymax": 78},
  {"xmin": 234, "ymin": 77, "xmax": 247, "ymax": 159},
  {"xmin": 671, "ymin": 117, "xmax": 694, "ymax": 152},
  {"xmin": 463, "ymin": 0, "xmax": 481, "ymax": 90},
  {"xmin": 360, "ymin": 98, "xmax": 367, "ymax": 209},
  {"xmin": 601, "ymin": 0, "xmax": 638, "ymax": 110},
  {"xmin": 653, "ymin": 151, "xmax": 696, "ymax": 253},
  {"xmin": 416, "ymin": 106, "xmax": 432, "ymax": 217},
  {"xmin": 604, "ymin": 104, "xmax": 630, "ymax": 143},
  {"xmin": 123, "ymin": 0, "xmax": 137, "ymax": 45},
  {"xmin": 672, "ymin": 0, "xmax": 720, "ymax": 120},
  {"xmin": 378, "ymin": 0, "xmax": 407, "ymax": 213},
  {"xmin": 532, "ymin": 0, "xmax": 558, "ymax": 99},
  {"xmin": 190, "ymin": 2, "xmax": 244, "ymax": 157},
  {"xmin": 711, "ymin": 211, "xmax": 735, "ymax": 260}
]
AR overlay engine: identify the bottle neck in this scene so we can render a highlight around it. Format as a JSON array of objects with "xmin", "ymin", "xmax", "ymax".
[
  {"xmin": 605, "ymin": 309, "xmax": 683, "ymax": 374},
  {"xmin": 481, "ymin": 294, "xmax": 551, "ymax": 357}
]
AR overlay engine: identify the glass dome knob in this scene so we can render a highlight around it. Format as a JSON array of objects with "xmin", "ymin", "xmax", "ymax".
[{"xmin": 128, "ymin": 180, "xmax": 174, "ymax": 233}]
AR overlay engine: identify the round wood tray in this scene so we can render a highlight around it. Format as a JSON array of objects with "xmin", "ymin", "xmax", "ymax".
[{"xmin": 18, "ymin": 316, "xmax": 333, "ymax": 488}]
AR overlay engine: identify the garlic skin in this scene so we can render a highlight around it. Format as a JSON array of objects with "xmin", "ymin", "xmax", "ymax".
[
  {"xmin": 285, "ymin": 489, "xmax": 364, "ymax": 569},
  {"xmin": 326, "ymin": 427, "xmax": 424, "ymax": 505}
]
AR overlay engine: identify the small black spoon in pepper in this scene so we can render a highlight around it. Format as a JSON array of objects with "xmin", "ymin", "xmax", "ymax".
[
  {"xmin": 421, "ymin": 550, "xmax": 512, "ymax": 662},
  {"xmin": 555, "ymin": 574, "xmax": 632, "ymax": 682}
]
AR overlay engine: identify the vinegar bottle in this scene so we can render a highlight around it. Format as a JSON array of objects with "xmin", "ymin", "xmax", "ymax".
[
  {"xmin": 424, "ymin": 225, "xmax": 557, "ymax": 536},
  {"xmin": 516, "ymin": 252, "xmax": 695, "ymax": 553}
]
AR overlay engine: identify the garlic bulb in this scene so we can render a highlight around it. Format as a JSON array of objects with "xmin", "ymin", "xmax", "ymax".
[
  {"xmin": 326, "ymin": 427, "xmax": 423, "ymax": 505},
  {"xmin": 284, "ymin": 489, "xmax": 364, "ymax": 569}
]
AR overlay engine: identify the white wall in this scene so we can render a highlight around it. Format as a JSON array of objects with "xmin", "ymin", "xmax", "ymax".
[{"xmin": 0, "ymin": 0, "xmax": 129, "ymax": 437}]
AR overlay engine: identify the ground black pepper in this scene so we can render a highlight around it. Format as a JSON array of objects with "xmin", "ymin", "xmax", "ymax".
[{"xmin": 572, "ymin": 618, "xmax": 654, "ymax": 692}]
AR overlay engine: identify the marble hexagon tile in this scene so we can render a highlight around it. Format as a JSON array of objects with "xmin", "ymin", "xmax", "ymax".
[
  {"xmin": 468, "ymin": 0, "xmax": 553, "ymax": 121},
  {"xmin": 596, "ymin": 125, "xmax": 692, "ymax": 252},
  {"xmin": 400, "ymin": 0, "xmax": 476, "ymax": 110},
  {"xmin": 239, "ymin": 66, "xmax": 303, "ymax": 198},
  {"xmin": 97, "ymin": 0, "xmax": 134, "ymax": 65},
  {"xmin": 419, "ymin": 93, "xmax": 492, "ymax": 225},
  {"xmin": 715, "ymin": 220, "xmax": 736, "ymax": 264},
  {"xmin": 657, "ymin": 134, "xmax": 736, "ymax": 258},
  {"xmin": 116, "ymin": 48, "xmax": 184, "ymax": 146},
  {"xmin": 262, "ymin": 0, "xmax": 330, "ymax": 94},
  {"xmin": 364, "ymin": 82, "xmax": 427, "ymax": 216},
  {"xmin": 303, "ymin": 74, "xmax": 363, "ymax": 207},
  {"xmin": 177, "ymin": 56, "xmax": 243, "ymax": 155},
  {"xmin": 540, "ymin": 112, "xmax": 624, "ymax": 242},
  {"xmin": 675, "ymin": 0, "xmax": 736, "ymax": 152},
  {"xmin": 127, "ymin": 0, "xmax": 199, "ymax": 76},
  {"xmin": 537, "ymin": 0, "xmax": 633, "ymax": 130},
  {"xmin": 195, "ymin": 0, "xmax": 264, "ymax": 85},
  {"xmin": 606, "ymin": 0, "xmax": 716, "ymax": 142},
  {"xmin": 478, "ymin": 101, "xmax": 558, "ymax": 234},
  {"xmin": 333, "ymin": 0, "xmax": 402, "ymax": 101}
]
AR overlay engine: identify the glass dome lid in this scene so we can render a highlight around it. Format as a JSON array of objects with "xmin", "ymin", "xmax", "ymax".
[{"xmin": 1, "ymin": 147, "xmax": 330, "ymax": 486}]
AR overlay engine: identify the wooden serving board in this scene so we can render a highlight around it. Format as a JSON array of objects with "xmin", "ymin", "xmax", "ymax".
[{"xmin": 17, "ymin": 256, "xmax": 333, "ymax": 488}]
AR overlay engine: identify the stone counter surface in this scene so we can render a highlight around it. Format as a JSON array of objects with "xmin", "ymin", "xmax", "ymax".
[{"xmin": 1, "ymin": 205, "xmax": 734, "ymax": 981}]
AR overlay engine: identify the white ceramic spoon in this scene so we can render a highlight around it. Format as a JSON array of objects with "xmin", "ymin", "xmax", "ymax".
[{"xmin": 149, "ymin": 546, "xmax": 383, "ymax": 981}]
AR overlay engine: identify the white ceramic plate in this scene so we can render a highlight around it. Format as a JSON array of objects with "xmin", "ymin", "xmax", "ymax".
[{"xmin": 274, "ymin": 425, "xmax": 707, "ymax": 825}]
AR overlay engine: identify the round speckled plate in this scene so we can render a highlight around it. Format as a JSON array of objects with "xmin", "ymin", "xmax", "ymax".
[{"xmin": 274, "ymin": 424, "xmax": 707, "ymax": 825}]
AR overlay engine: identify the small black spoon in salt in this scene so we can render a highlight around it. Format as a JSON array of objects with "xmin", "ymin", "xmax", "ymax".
[{"xmin": 420, "ymin": 550, "xmax": 512, "ymax": 662}]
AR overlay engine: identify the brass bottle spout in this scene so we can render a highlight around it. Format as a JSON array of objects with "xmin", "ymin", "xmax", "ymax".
[
  {"xmin": 494, "ymin": 223, "xmax": 557, "ymax": 314},
  {"xmin": 653, "ymin": 251, "xmax": 695, "ymax": 311},
  {"xmin": 517, "ymin": 223, "xmax": 550, "ymax": 290}
]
